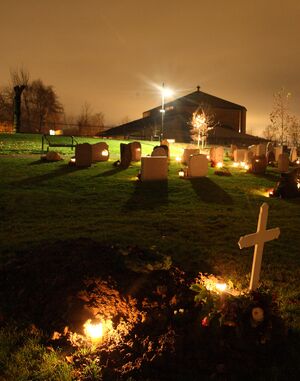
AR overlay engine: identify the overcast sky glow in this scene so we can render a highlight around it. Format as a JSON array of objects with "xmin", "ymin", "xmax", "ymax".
[{"xmin": 1, "ymin": 0, "xmax": 299, "ymax": 135}]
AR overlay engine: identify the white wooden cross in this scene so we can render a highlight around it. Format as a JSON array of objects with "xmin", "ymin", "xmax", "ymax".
[{"xmin": 238, "ymin": 203, "xmax": 280, "ymax": 291}]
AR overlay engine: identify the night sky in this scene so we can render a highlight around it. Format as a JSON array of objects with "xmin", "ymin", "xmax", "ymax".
[{"xmin": 1, "ymin": 0, "xmax": 299, "ymax": 135}]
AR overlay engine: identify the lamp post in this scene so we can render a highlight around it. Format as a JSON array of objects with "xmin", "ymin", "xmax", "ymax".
[{"xmin": 160, "ymin": 83, "xmax": 173, "ymax": 142}]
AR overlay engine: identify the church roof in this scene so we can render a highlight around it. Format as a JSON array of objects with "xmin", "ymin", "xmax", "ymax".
[{"xmin": 144, "ymin": 88, "xmax": 247, "ymax": 113}]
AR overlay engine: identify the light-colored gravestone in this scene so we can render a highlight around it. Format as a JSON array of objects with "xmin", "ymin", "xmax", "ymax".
[
  {"xmin": 187, "ymin": 154, "xmax": 208, "ymax": 177},
  {"xmin": 75, "ymin": 143, "xmax": 92, "ymax": 167},
  {"xmin": 92, "ymin": 142, "xmax": 109, "ymax": 162},
  {"xmin": 290, "ymin": 147, "xmax": 298, "ymax": 163},
  {"xmin": 245, "ymin": 150, "xmax": 254, "ymax": 163},
  {"xmin": 234, "ymin": 149, "xmax": 247, "ymax": 162},
  {"xmin": 230, "ymin": 144, "xmax": 237, "ymax": 159},
  {"xmin": 130, "ymin": 141, "xmax": 141, "ymax": 162},
  {"xmin": 151, "ymin": 146, "xmax": 168, "ymax": 157},
  {"xmin": 274, "ymin": 146, "xmax": 283, "ymax": 161},
  {"xmin": 210, "ymin": 146, "xmax": 224, "ymax": 165},
  {"xmin": 278, "ymin": 153, "xmax": 289, "ymax": 172},
  {"xmin": 256, "ymin": 143, "xmax": 267, "ymax": 156},
  {"xmin": 238, "ymin": 203, "xmax": 280, "ymax": 291},
  {"xmin": 182, "ymin": 148, "xmax": 200, "ymax": 165},
  {"xmin": 140, "ymin": 156, "xmax": 168, "ymax": 181}
]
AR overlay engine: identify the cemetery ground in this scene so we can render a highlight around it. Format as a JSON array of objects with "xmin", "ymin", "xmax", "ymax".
[{"xmin": 0, "ymin": 134, "xmax": 300, "ymax": 380}]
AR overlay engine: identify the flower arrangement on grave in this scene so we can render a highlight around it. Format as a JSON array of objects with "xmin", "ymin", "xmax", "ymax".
[{"xmin": 190, "ymin": 273, "xmax": 285, "ymax": 348}]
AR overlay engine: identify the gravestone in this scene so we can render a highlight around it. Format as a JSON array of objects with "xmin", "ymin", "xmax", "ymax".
[
  {"xmin": 92, "ymin": 142, "xmax": 109, "ymax": 162},
  {"xmin": 238, "ymin": 203, "xmax": 280, "ymax": 291},
  {"xmin": 75, "ymin": 143, "xmax": 92, "ymax": 167},
  {"xmin": 187, "ymin": 154, "xmax": 208, "ymax": 177},
  {"xmin": 120, "ymin": 143, "xmax": 132, "ymax": 169},
  {"xmin": 210, "ymin": 146, "xmax": 224, "ymax": 166},
  {"xmin": 245, "ymin": 150, "xmax": 254, "ymax": 163},
  {"xmin": 274, "ymin": 146, "xmax": 283, "ymax": 161},
  {"xmin": 267, "ymin": 142, "xmax": 274, "ymax": 153},
  {"xmin": 182, "ymin": 148, "xmax": 200, "ymax": 165},
  {"xmin": 234, "ymin": 149, "xmax": 247, "ymax": 162},
  {"xmin": 44, "ymin": 151, "xmax": 62, "ymax": 162},
  {"xmin": 278, "ymin": 153, "xmax": 289, "ymax": 172},
  {"xmin": 140, "ymin": 156, "xmax": 168, "ymax": 181},
  {"xmin": 151, "ymin": 146, "xmax": 168, "ymax": 157},
  {"xmin": 271, "ymin": 168, "xmax": 300, "ymax": 198},
  {"xmin": 130, "ymin": 141, "xmax": 142, "ymax": 162},
  {"xmin": 160, "ymin": 140, "xmax": 170, "ymax": 158},
  {"xmin": 266, "ymin": 150, "xmax": 275, "ymax": 163},
  {"xmin": 230, "ymin": 144, "xmax": 237, "ymax": 159},
  {"xmin": 256, "ymin": 143, "xmax": 267, "ymax": 156},
  {"xmin": 248, "ymin": 145, "xmax": 257, "ymax": 155},
  {"xmin": 289, "ymin": 147, "xmax": 298, "ymax": 163},
  {"xmin": 250, "ymin": 155, "xmax": 267, "ymax": 174}
]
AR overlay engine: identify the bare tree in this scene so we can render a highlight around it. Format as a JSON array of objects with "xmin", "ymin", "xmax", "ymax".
[
  {"xmin": 288, "ymin": 115, "xmax": 300, "ymax": 147},
  {"xmin": 22, "ymin": 79, "xmax": 64, "ymax": 132},
  {"xmin": 269, "ymin": 87, "xmax": 293, "ymax": 145},
  {"xmin": 189, "ymin": 104, "xmax": 216, "ymax": 148},
  {"xmin": 77, "ymin": 102, "xmax": 105, "ymax": 134},
  {"xmin": 263, "ymin": 124, "xmax": 277, "ymax": 141}
]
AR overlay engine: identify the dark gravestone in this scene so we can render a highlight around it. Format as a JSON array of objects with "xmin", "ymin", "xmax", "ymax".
[
  {"xmin": 250, "ymin": 155, "xmax": 267, "ymax": 174},
  {"xmin": 120, "ymin": 143, "xmax": 132, "ymax": 169},
  {"xmin": 266, "ymin": 150, "xmax": 275, "ymax": 164},
  {"xmin": 271, "ymin": 169, "xmax": 300, "ymax": 198},
  {"xmin": 75, "ymin": 143, "xmax": 92, "ymax": 167},
  {"xmin": 130, "ymin": 141, "xmax": 141, "ymax": 162}
]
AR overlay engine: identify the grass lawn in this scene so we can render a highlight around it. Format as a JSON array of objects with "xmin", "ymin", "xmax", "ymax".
[{"xmin": 0, "ymin": 133, "xmax": 300, "ymax": 380}]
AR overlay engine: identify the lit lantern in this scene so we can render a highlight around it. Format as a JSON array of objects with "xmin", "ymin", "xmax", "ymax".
[
  {"xmin": 215, "ymin": 283, "xmax": 227, "ymax": 292},
  {"xmin": 216, "ymin": 162, "xmax": 223, "ymax": 168},
  {"xmin": 206, "ymin": 155, "xmax": 210, "ymax": 160},
  {"xmin": 101, "ymin": 149, "xmax": 109, "ymax": 157},
  {"xmin": 297, "ymin": 159, "xmax": 300, "ymax": 165},
  {"xmin": 269, "ymin": 189, "xmax": 274, "ymax": 197},
  {"xmin": 178, "ymin": 169, "xmax": 185, "ymax": 178},
  {"xmin": 175, "ymin": 156, "xmax": 181, "ymax": 162},
  {"xmin": 83, "ymin": 319, "xmax": 103, "ymax": 341},
  {"xmin": 49, "ymin": 129, "xmax": 55, "ymax": 135},
  {"xmin": 233, "ymin": 162, "xmax": 239, "ymax": 168},
  {"xmin": 245, "ymin": 164, "xmax": 250, "ymax": 170}
]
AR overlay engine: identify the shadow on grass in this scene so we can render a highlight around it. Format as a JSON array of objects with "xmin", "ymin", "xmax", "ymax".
[
  {"xmin": 95, "ymin": 167, "xmax": 127, "ymax": 177},
  {"xmin": 10, "ymin": 164, "xmax": 79, "ymax": 186},
  {"xmin": 253, "ymin": 172, "xmax": 280, "ymax": 182},
  {"xmin": 190, "ymin": 177, "xmax": 233, "ymax": 204},
  {"xmin": 124, "ymin": 180, "xmax": 168, "ymax": 210}
]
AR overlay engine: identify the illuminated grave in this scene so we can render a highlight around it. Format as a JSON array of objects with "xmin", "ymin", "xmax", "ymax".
[
  {"xmin": 129, "ymin": 141, "xmax": 142, "ymax": 162},
  {"xmin": 181, "ymin": 153, "xmax": 208, "ymax": 178},
  {"xmin": 181, "ymin": 148, "xmax": 200, "ymax": 165},
  {"xmin": 140, "ymin": 156, "xmax": 168, "ymax": 181},
  {"xmin": 92, "ymin": 142, "xmax": 109, "ymax": 162}
]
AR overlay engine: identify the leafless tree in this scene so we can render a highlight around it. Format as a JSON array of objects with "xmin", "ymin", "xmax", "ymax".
[
  {"xmin": 22, "ymin": 79, "xmax": 64, "ymax": 132},
  {"xmin": 189, "ymin": 104, "xmax": 216, "ymax": 148},
  {"xmin": 269, "ymin": 87, "xmax": 293, "ymax": 145}
]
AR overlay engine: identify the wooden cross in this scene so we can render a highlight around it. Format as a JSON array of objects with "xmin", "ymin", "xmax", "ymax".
[{"xmin": 238, "ymin": 203, "xmax": 280, "ymax": 291}]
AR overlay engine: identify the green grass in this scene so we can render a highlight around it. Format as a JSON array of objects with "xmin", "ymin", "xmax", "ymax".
[{"xmin": 0, "ymin": 133, "xmax": 300, "ymax": 379}]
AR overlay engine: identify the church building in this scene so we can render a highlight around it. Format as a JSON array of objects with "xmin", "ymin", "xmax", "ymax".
[{"xmin": 103, "ymin": 87, "xmax": 264, "ymax": 145}]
